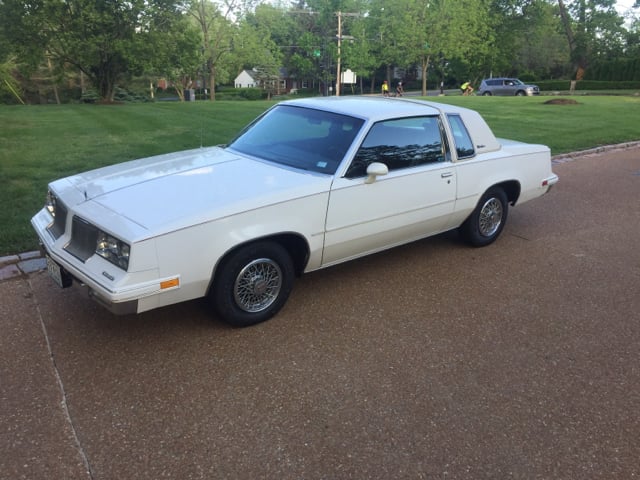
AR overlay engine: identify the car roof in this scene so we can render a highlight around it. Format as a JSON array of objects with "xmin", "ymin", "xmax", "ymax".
[{"xmin": 279, "ymin": 96, "xmax": 472, "ymax": 123}]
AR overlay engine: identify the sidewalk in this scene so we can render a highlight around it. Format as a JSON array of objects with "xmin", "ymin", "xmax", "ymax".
[{"xmin": 0, "ymin": 251, "xmax": 46, "ymax": 281}]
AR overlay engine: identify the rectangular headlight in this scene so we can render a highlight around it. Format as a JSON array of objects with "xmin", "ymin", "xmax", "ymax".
[
  {"xmin": 45, "ymin": 190, "xmax": 57, "ymax": 217},
  {"xmin": 96, "ymin": 231, "xmax": 130, "ymax": 271}
]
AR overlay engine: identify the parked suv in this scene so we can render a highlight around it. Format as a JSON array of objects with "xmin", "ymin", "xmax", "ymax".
[{"xmin": 478, "ymin": 78, "xmax": 540, "ymax": 96}]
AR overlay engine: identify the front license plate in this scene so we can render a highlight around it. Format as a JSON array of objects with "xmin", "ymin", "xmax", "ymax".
[{"xmin": 46, "ymin": 255, "xmax": 71, "ymax": 288}]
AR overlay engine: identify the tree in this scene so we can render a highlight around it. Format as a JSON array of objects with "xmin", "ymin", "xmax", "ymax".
[
  {"xmin": 0, "ymin": 0, "xmax": 187, "ymax": 103},
  {"xmin": 487, "ymin": 0, "xmax": 569, "ymax": 80},
  {"xmin": 184, "ymin": 0, "xmax": 255, "ymax": 100},
  {"xmin": 149, "ymin": 14, "xmax": 203, "ymax": 101},
  {"xmin": 557, "ymin": 0, "xmax": 625, "ymax": 80},
  {"xmin": 379, "ymin": 0, "xmax": 492, "ymax": 95}
]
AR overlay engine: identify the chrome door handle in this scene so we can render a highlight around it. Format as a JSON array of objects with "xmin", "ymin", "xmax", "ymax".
[{"xmin": 441, "ymin": 172, "xmax": 453, "ymax": 178}]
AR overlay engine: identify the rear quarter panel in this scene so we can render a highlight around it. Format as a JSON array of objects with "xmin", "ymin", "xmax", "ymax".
[{"xmin": 452, "ymin": 142, "xmax": 552, "ymax": 225}]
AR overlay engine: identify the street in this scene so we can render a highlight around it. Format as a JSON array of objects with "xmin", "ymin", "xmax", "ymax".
[{"xmin": 1, "ymin": 145, "xmax": 639, "ymax": 479}]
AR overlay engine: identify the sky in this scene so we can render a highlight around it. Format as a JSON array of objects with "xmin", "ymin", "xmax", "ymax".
[{"xmin": 615, "ymin": 1, "xmax": 637, "ymax": 15}]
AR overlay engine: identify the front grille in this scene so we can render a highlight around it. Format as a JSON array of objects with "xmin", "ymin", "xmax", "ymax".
[
  {"xmin": 64, "ymin": 216, "xmax": 98, "ymax": 262},
  {"xmin": 47, "ymin": 201, "xmax": 68, "ymax": 239}
]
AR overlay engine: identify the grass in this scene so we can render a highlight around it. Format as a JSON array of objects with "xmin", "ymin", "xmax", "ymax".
[
  {"xmin": 1, "ymin": 95, "xmax": 639, "ymax": 256},
  {"xmin": 429, "ymin": 95, "xmax": 640, "ymax": 153}
]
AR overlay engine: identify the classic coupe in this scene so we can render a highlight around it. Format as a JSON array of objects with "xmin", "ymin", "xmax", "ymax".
[{"xmin": 32, "ymin": 97, "xmax": 558, "ymax": 326}]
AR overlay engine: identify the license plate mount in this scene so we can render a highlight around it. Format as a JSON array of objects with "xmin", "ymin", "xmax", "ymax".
[{"xmin": 46, "ymin": 255, "xmax": 73, "ymax": 288}]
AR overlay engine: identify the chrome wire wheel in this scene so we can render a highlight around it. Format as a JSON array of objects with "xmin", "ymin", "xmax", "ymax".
[
  {"xmin": 233, "ymin": 258, "xmax": 283, "ymax": 313},
  {"xmin": 478, "ymin": 197, "xmax": 504, "ymax": 237}
]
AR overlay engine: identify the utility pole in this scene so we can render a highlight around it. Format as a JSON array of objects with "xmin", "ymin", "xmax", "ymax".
[
  {"xmin": 335, "ymin": 11, "xmax": 358, "ymax": 97},
  {"xmin": 336, "ymin": 11, "xmax": 342, "ymax": 96}
]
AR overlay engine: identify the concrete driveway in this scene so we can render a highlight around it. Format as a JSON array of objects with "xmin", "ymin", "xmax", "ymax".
[{"xmin": 1, "ymin": 146, "xmax": 639, "ymax": 479}]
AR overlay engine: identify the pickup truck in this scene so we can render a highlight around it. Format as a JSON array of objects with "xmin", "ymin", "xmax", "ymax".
[{"xmin": 32, "ymin": 97, "xmax": 558, "ymax": 327}]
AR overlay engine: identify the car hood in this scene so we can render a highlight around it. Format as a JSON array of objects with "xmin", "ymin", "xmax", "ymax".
[{"xmin": 54, "ymin": 146, "xmax": 332, "ymax": 236}]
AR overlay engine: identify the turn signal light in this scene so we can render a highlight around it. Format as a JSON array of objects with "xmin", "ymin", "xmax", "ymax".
[{"xmin": 160, "ymin": 278, "xmax": 180, "ymax": 290}]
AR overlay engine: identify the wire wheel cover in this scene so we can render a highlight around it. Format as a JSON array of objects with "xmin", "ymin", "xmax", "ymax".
[
  {"xmin": 234, "ymin": 258, "xmax": 283, "ymax": 313},
  {"xmin": 478, "ymin": 197, "xmax": 503, "ymax": 237}
]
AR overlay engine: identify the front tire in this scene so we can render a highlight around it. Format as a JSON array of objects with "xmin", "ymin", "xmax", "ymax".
[
  {"xmin": 211, "ymin": 241, "xmax": 294, "ymax": 327},
  {"xmin": 459, "ymin": 188, "xmax": 509, "ymax": 247}
]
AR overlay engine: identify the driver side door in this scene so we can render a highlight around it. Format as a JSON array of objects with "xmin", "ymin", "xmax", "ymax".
[{"xmin": 322, "ymin": 116, "xmax": 457, "ymax": 266}]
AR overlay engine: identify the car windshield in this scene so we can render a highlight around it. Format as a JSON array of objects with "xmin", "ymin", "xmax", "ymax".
[
  {"xmin": 227, "ymin": 105, "xmax": 364, "ymax": 175},
  {"xmin": 512, "ymin": 79, "xmax": 525, "ymax": 85}
]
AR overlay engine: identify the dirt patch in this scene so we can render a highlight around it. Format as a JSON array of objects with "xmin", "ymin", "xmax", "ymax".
[{"xmin": 544, "ymin": 98, "xmax": 579, "ymax": 105}]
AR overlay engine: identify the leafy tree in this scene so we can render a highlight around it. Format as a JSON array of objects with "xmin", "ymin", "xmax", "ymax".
[
  {"xmin": 487, "ymin": 0, "xmax": 569, "ymax": 80},
  {"xmin": 184, "ymin": 0, "xmax": 255, "ymax": 100},
  {"xmin": 557, "ymin": 0, "xmax": 625, "ymax": 80},
  {"xmin": 149, "ymin": 14, "xmax": 203, "ymax": 101},
  {"xmin": 1, "ymin": 0, "xmax": 187, "ymax": 103}
]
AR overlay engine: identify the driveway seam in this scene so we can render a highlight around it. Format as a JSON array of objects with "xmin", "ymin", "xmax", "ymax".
[{"xmin": 27, "ymin": 276, "xmax": 95, "ymax": 480}]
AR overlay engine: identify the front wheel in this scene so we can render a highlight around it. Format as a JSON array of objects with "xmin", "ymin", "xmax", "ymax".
[
  {"xmin": 459, "ymin": 188, "xmax": 509, "ymax": 247},
  {"xmin": 210, "ymin": 241, "xmax": 294, "ymax": 327}
]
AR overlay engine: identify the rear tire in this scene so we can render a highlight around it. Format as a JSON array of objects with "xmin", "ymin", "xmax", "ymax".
[
  {"xmin": 211, "ymin": 241, "xmax": 294, "ymax": 327},
  {"xmin": 459, "ymin": 188, "xmax": 509, "ymax": 247}
]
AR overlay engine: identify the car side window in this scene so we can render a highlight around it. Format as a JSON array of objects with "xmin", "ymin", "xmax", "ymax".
[
  {"xmin": 447, "ymin": 114, "xmax": 475, "ymax": 159},
  {"xmin": 345, "ymin": 116, "xmax": 445, "ymax": 178}
]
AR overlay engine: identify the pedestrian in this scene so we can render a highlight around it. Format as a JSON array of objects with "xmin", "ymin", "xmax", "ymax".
[
  {"xmin": 382, "ymin": 80, "xmax": 389, "ymax": 97},
  {"xmin": 395, "ymin": 81, "xmax": 404, "ymax": 97},
  {"xmin": 460, "ymin": 80, "xmax": 474, "ymax": 96}
]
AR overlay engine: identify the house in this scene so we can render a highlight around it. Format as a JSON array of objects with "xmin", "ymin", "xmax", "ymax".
[
  {"xmin": 234, "ymin": 70, "xmax": 257, "ymax": 88},
  {"xmin": 234, "ymin": 68, "xmax": 314, "ymax": 94}
]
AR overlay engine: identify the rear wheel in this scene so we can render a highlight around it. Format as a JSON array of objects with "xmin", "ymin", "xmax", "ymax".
[
  {"xmin": 459, "ymin": 188, "xmax": 509, "ymax": 247},
  {"xmin": 211, "ymin": 241, "xmax": 294, "ymax": 327},
  {"xmin": 482, "ymin": 91, "xmax": 492, "ymax": 96}
]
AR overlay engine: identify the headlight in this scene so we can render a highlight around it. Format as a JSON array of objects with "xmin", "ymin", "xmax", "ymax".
[
  {"xmin": 46, "ymin": 190, "xmax": 57, "ymax": 217},
  {"xmin": 96, "ymin": 232, "xmax": 130, "ymax": 270}
]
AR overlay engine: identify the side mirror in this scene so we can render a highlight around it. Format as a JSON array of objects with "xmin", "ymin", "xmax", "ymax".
[{"xmin": 364, "ymin": 162, "xmax": 389, "ymax": 184}]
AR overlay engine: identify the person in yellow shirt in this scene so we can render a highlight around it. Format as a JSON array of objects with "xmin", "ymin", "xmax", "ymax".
[
  {"xmin": 382, "ymin": 80, "xmax": 389, "ymax": 96},
  {"xmin": 461, "ymin": 81, "xmax": 474, "ymax": 96}
]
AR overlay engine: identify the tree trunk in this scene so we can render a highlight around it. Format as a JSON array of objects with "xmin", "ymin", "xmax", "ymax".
[
  {"xmin": 558, "ymin": 0, "xmax": 588, "ymax": 80},
  {"xmin": 209, "ymin": 67, "xmax": 216, "ymax": 101},
  {"xmin": 421, "ymin": 55, "xmax": 430, "ymax": 96},
  {"xmin": 47, "ymin": 57, "xmax": 60, "ymax": 105}
]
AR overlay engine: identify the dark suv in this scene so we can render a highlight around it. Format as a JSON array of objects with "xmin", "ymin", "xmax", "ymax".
[{"xmin": 478, "ymin": 78, "xmax": 540, "ymax": 96}]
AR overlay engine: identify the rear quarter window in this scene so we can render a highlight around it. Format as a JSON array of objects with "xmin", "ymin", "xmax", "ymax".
[{"xmin": 447, "ymin": 114, "xmax": 475, "ymax": 159}]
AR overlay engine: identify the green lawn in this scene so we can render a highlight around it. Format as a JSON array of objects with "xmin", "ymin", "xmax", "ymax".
[{"xmin": 1, "ymin": 96, "xmax": 639, "ymax": 256}]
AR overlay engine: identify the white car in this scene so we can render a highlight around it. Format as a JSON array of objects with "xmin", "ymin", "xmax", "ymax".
[{"xmin": 32, "ymin": 97, "xmax": 558, "ymax": 327}]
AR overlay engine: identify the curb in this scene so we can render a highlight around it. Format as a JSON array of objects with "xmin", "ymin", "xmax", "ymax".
[
  {"xmin": 2, "ymin": 141, "xmax": 639, "ymax": 283},
  {"xmin": 551, "ymin": 140, "xmax": 640, "ymax": 164},
  {"xmin": 0, "ymin": 251, "xmax": 46, "ymax": 282}
]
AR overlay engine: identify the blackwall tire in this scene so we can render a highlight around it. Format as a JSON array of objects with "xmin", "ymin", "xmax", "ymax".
[
  {"xmin": 459, "ymin": 188, "xmax": 509, "ymax": 247},
  {"xmin": 211, "ymin": 241, "xmax": 294, "ymax": 327}
]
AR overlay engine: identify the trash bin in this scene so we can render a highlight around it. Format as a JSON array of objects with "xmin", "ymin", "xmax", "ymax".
[{"xmin": 185, "ymin": 88, "xmax": 195, "ymax": 101}]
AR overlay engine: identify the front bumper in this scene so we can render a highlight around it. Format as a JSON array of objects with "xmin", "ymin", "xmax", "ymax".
[{"xmin": 39, "ymin": 241, "xmax": 139, "ymax": 315}]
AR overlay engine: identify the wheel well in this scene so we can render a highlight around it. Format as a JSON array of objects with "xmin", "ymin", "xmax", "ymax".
[
  {"xmin": 212, "ymin": 233, "xmax": 309, "ymax": 284},
  {"xmin": 494, "ymin": 180, "xmax": 520, "ymax": 205}
]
